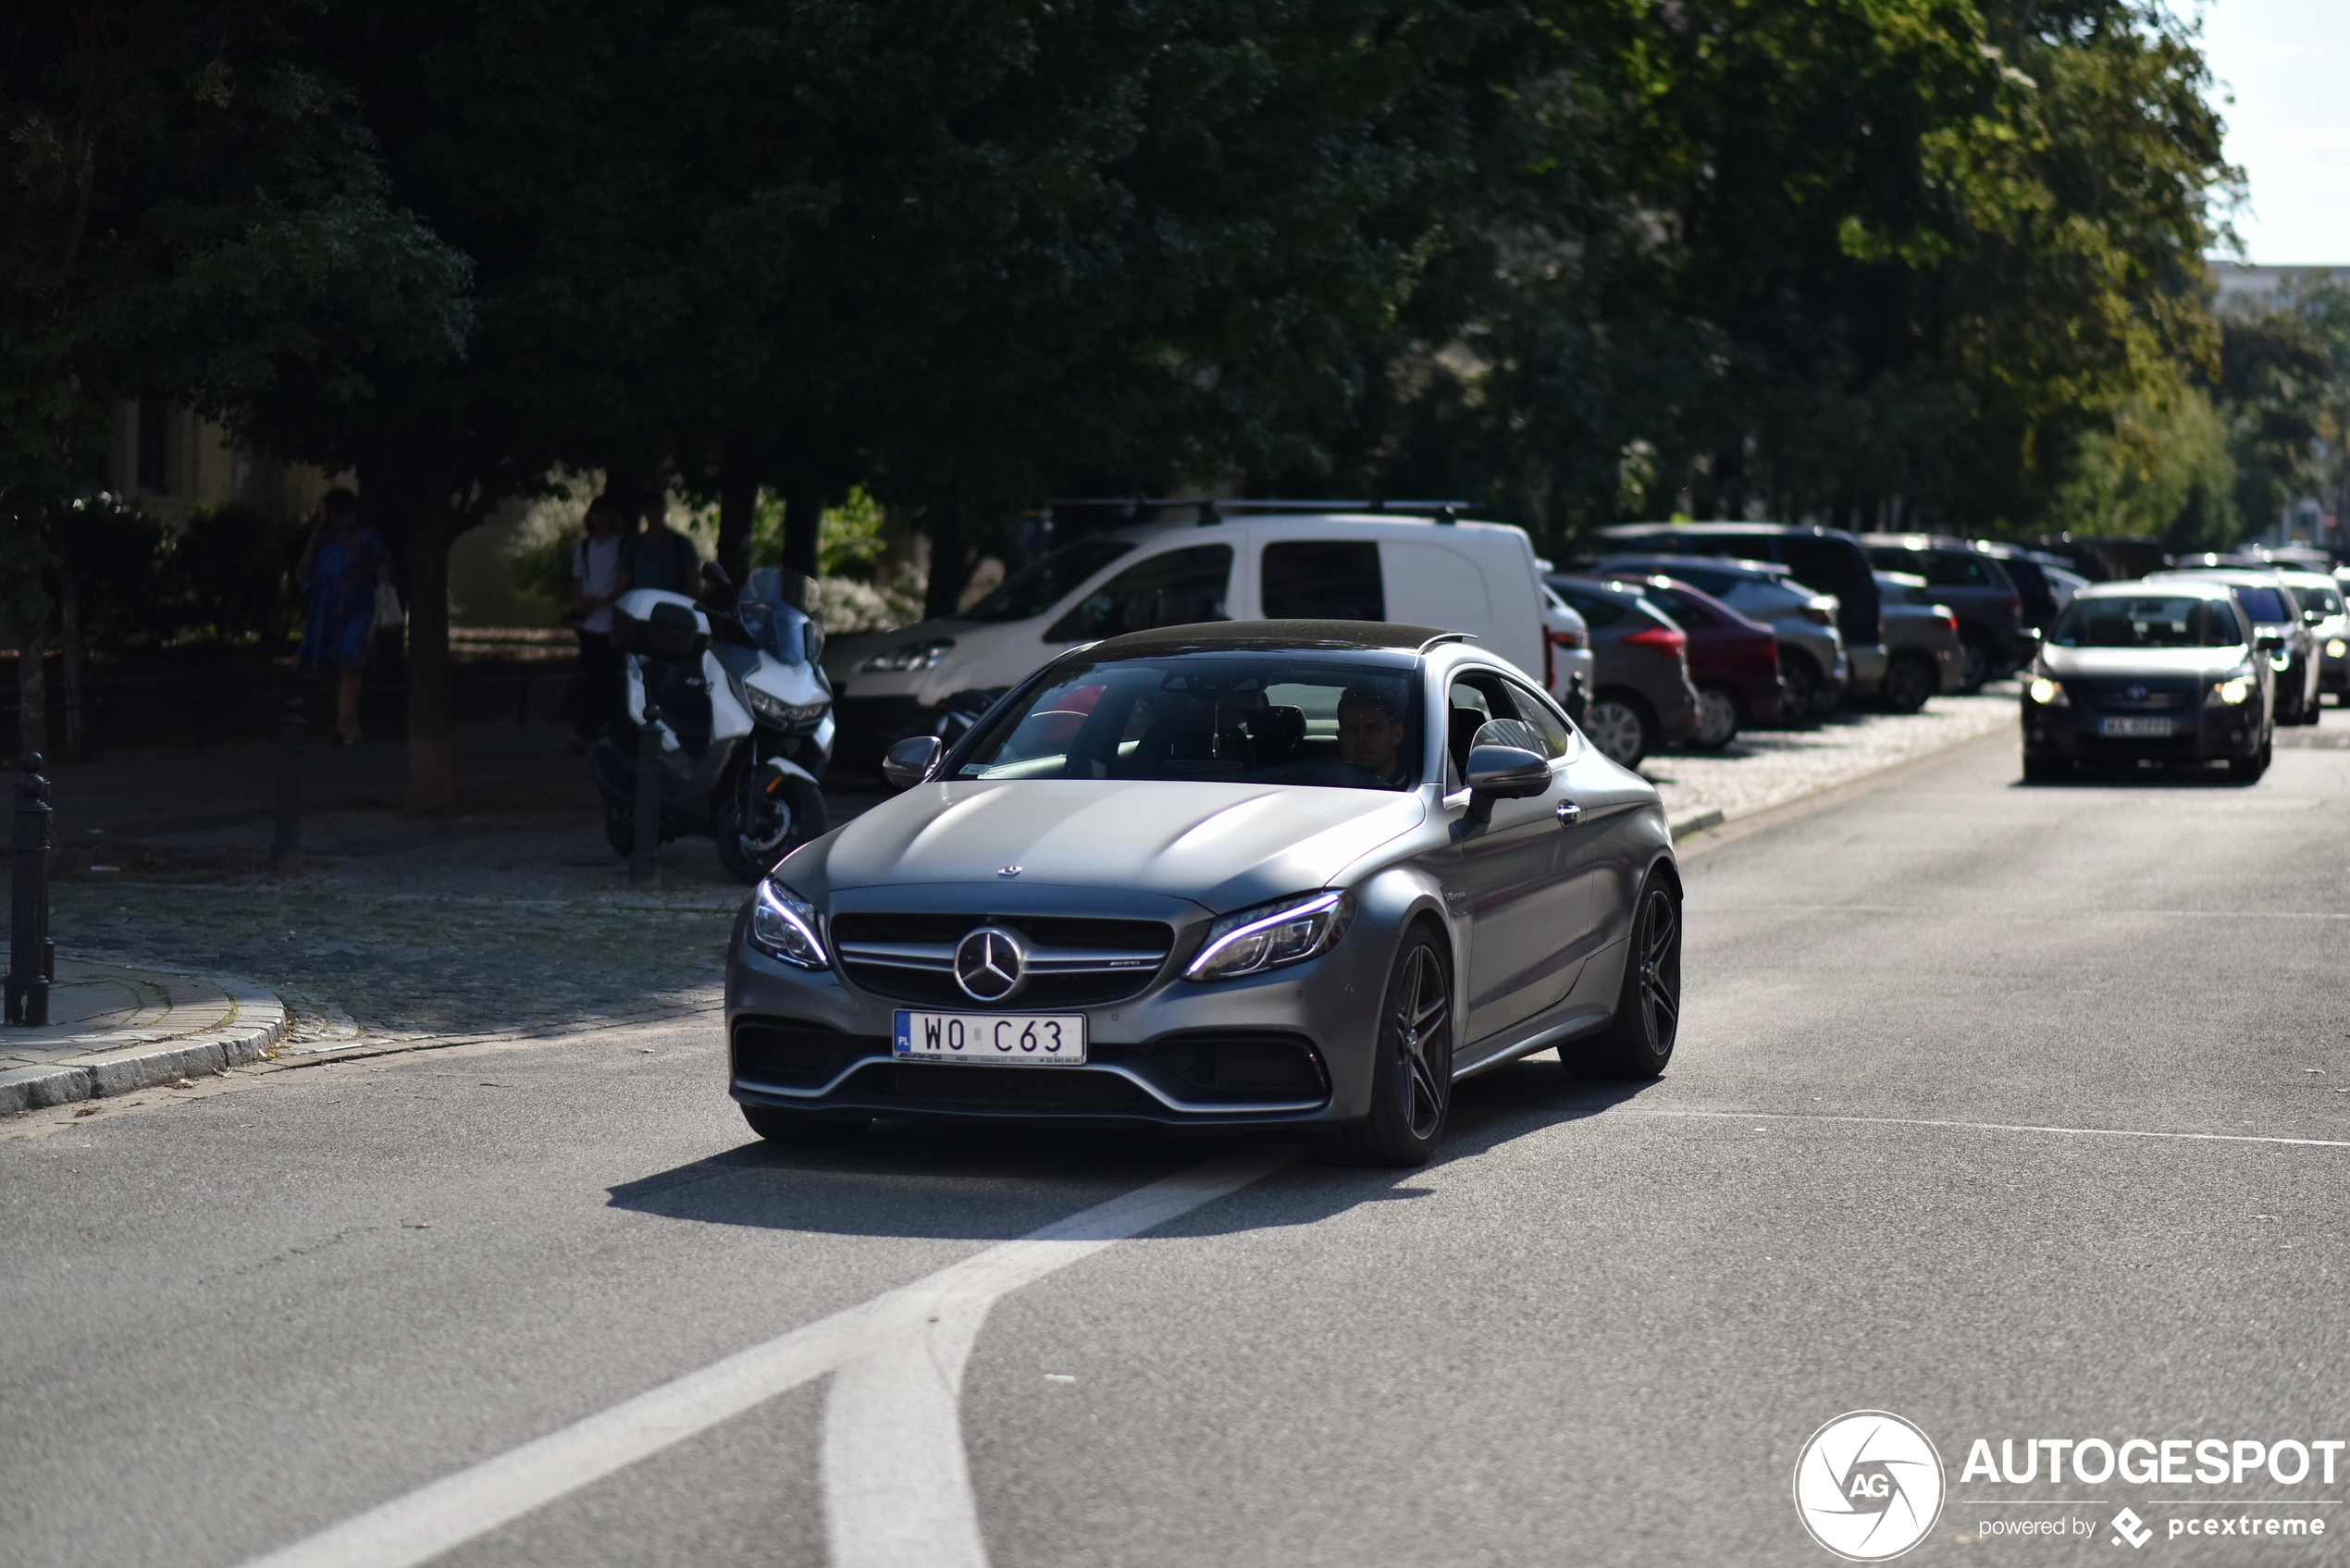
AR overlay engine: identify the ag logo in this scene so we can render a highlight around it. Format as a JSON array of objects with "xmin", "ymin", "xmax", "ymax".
[{"xmin": 1792, "ymin": 1410, "xmax": 1946, "ymax": 1561}]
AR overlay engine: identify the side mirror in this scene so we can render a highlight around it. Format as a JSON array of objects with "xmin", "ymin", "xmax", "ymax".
[
  {"xmin": 882, "ymin": 734, "xmax": 943, "ymax": 791},
  {"xmin": 1463, "ymin": 742, "xmax": 1551, "ymax": 823},
  {"xmin": 2256, "ymin": 630, "xmax": 2285, "ymax": 653}
]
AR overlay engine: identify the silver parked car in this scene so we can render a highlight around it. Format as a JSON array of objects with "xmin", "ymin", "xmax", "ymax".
[
  {"xmin": 726, "ymin": 622, "xmax": 1685, "ymax": 1167},
  {"xmin": 1872, "ymin": 572, "xmax": 1968, "ymax": 711}
]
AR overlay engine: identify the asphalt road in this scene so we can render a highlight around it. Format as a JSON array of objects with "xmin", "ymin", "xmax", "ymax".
[{"xmin": 5, "ymin": 726, "xmax": 2347, "ymax": 1567}]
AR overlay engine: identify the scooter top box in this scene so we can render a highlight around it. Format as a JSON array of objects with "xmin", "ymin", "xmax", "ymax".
[{"xmin": 612, "ymin": 599, "xmax": 707, "ymax": 661}]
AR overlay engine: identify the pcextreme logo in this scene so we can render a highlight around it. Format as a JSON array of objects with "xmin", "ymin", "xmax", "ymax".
[{"xmin": 1793, "ymin": 1411, "xmax": 1948, "ymax": 1562}]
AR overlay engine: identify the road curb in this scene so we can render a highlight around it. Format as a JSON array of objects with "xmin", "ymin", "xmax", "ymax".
[
  {"xmin": 0, "ymin": 971, "xmax": 289, "ymax": 1117},
  {"xmin": 1669, "ymin": 809, "xmax": 1725, "ymax": 841}
]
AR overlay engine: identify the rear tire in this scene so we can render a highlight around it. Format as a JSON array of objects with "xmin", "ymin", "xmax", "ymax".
[
  {"xmin": 742, "ymin": 1104, "xmax": 870, "ymax": 1143},
  {"xmin": 1584, "ymin": 690, "xmax": 1658, "ymax": 768},
  {"xmin": 1331, "ymin": 928, "xmax": 1453, "ymax": 1167},
  {"xmin": 1880, "ymin": 652, "xmax": 1936, "ymax": 714},
  {"xmin": 1568, "ymin": 870, "xmax": 1681, "ymax": 1079},
  {"xmin": 1690, "ymin": 685, "xmax": 1742, "ymax": 749},
  {"xmin": 1960, "ymin": 634, "xmax": 1993, "ymax": 693}
]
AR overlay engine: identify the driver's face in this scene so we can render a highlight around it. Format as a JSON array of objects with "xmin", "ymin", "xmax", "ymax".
[{"xmin": 1337, "ymin": 702, "xmax": 1404, "ymax": 777}]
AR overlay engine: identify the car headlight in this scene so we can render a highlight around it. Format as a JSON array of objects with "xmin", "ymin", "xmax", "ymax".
[
  {"xmin": 858, "ymin": 638, "xmax": 955, "ymax": 673},
  {"xmin": 2026, "ymin": 676, "xmax": 2065, "ymax": 707},
  {"xmin": 747, "ymin": 686, "xmax": 829, "ymax": 726},
  {"xmin": 2209, "ymin": 675, "xmax": 2254, "ymax": 706},
  {"xmin": 1184, "ymin": 891, "xmax": 1354, "ymax": 982},
  {"xmin": 748, "ymin": 878, "xmax": 829, "ymax": 969},
  {"xmin": 2328, "ymin": 638, "xmax": 2345, "ymax": 659}
]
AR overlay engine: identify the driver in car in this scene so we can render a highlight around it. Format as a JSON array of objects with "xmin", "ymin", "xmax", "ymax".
[{"xmin": 1337, "ymin": 686, "xmax": 1411, "ymax": 787}]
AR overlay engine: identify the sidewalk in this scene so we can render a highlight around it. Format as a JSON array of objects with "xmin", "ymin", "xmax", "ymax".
[{"xmin": 0, "ymin": 959, "xmax": 286, "ymax": 1115}]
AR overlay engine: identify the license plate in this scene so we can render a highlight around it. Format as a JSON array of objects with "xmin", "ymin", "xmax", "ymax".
[
  {"xmin": 894, "ymin": 1010, "xmax": 1088, "ymax": 1066},
  {"xmin": 2100, "ymin": 716, "xmax": 2173, "ymax": 737}
]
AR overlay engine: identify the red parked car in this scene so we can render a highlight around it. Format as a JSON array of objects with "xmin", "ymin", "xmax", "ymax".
[{"xmin": 1602, "ymin": 573, "xmax": 1782, "ymax": 747}]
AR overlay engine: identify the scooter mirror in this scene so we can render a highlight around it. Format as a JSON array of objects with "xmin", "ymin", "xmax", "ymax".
[
  {"xmin": 882, "ymin": 735, "xmax": 943, "ymax": 791},
  {"xmin": 700, "ymin": 560, "xmax": 733, "ymax": 589}
]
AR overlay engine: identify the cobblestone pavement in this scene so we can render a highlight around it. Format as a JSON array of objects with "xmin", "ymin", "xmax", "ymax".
[
  {"xmin": 25, "ymin": 688, "xmax": 2048, "ymax": 1065},
  {"xmin": 1640, "ymin": 681, "xmax": 2021, "ymax": 823}
]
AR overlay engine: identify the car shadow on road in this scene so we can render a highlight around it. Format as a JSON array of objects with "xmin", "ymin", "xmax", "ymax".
[
  {"xmin": 2011, "ymin": 765, "xmax": 2260, "ymax": 789},
  {"xmin": 603, "ymin": 1062, "xmax": 1662, "ymax": 1242}
]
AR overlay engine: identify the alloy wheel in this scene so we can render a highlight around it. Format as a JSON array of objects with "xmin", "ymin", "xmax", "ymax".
[
  {"xmin": 1392, "ymin": 944, "xmax": 1451, "ymax": 1141},
  {"xmin": 1693, "ymin": 688, "xmax": 1739, "ymax": 747},
  {"xmin": 1634, "ymin": 885, "xmax": 1681, "ymax": 1052},
  {"xmin": 1586, "ymin": 699, "xmax": 1646, "ymax": 765}
]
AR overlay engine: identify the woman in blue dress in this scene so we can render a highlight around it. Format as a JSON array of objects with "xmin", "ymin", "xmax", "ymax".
[{"xmin": 296, "ymin": 488, "xmax": 392, "ymax": 747}]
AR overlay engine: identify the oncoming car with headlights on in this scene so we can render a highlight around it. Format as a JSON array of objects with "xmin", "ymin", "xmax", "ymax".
[
  {"xmin": 2021, "ymin": 582, "xmax": 2274, "ymax": 783},
  {"xmin": 725, "ymin": 621, "xmax": 1683, "ymax": 1166}
]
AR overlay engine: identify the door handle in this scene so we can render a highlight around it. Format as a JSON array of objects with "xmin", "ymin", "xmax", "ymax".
[{"xmin": 1554, "ymin": 799, "xmax": 1584, "ymax": 828}]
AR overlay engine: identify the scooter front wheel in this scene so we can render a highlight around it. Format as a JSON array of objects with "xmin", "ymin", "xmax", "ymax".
[{"xmin": 603, "ymin": 801, "xmax": 634, "ymax": 858}]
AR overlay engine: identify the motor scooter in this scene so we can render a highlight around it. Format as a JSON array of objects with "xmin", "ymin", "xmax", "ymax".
[{"xmin": 589, "ymin": 564, "xmax": 834, "ymax": 883}]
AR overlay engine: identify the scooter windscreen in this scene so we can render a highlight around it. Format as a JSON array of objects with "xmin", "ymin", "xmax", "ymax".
[{"xmin": 737, "ymin": 568, "xmax": 822, "ymax": 667}]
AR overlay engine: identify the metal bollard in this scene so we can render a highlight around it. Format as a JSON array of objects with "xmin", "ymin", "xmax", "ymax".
[
  {"xmin": 6, "ymin": 752, "xmax": 53, "ymax": 1026},
  {"xmin": 269, "ymin": 690, "xmax": 304, "ymax": 876},
  {"xmin": 629, "ymin": 704, "xmax": 663, "ymax": 891}
]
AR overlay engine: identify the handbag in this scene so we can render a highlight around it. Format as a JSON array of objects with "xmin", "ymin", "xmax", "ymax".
[{"xmin": 374, "ymin": 580, "xmax": 405, "ymax": 633}]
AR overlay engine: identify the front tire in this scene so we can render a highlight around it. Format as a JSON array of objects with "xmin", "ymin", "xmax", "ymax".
[
  {"xmin": 1569, "ymin": 870, "xmax": 1681, "ymax": 1080},
  {"xmin": 1880, "ymin": 652, "xmax": 1936, "ymax": 714},
  {"xmin": 2021, "ymin": 750, "xmax": 2065, "ymax": 783},
  {"xmin": 742, "ymin": 1104, "xmax": 870, "ymax": 1143},
  {"xmin": 1332, "ymin": 927, "xmax": 1453, "ymax": 1167},
  {"xmin": 1690, "ymin": 684, "xmax": 1742, "ymax": 749},
  {"xmin": 1585, "ymin": 689, "xmax": 1658, "ymax": 768},
  {"xmin": 714, "ymin": 763, "xmax": 829, "ymax": 884},
  {"xmin": 2229, "ymin": 735, "xmax": 2271, "ymax": 783}
]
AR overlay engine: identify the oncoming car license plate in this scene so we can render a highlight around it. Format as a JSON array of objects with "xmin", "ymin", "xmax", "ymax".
[
  {"xmin": 894, "ymin": 1010, "xmax": 1088, "ymax": 1066},
  {"xmin": 2100, "ymin": 716, "xmax": 2174, "ymax": 737}
]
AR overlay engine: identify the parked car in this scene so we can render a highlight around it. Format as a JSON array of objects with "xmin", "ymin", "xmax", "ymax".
[
  {"xmin": 2042, "ymin": 562, "xmax": 2090, "ymax": 609},
  {"xmin": 1544, "ymin": 576, "xmax": 1701, "ymax": 766},
  {"xmin": 1591, "ymin": 574, "xmax": 1780, "ymax": 747},
  {"xmin": 1595, "ymin": 523, "xmax": 1886, "ymax": 697},
  {"xmin": 1590, "ymin": 555, "xmax": 1846, "ymax": 721},
  {"xmin": 1860, "ymin": 534, "xmax": 2031, "ymax": 690},
  {"xmin": 2022, "ymin": 583, "xmax": 2273, "ymax": 782},
  {"xmin": 2146, "ymin": 569, "xmax": 2320, "ymax": 725},
  {"xmin": 1541, "ymin": 586, "xmax": 1595, "ymax": 722},
  {"xmin": 825, "ymin": 508, "xmax": 1551, "ymax": 775},
  {"xmin": 1871, "ymin": 572, "xmax": 1967, "ymax": 711},
  {"xmin": 1973, "ymin": 542, "xmax": 2077, "ymax": 638},
  {"xmin": 729, "ymin": 621, "xmax": 1685, "ymax": 1167},
  {"xmin": 2276, "ymin": 570, "xmax": 2349, "ymax": 702}
]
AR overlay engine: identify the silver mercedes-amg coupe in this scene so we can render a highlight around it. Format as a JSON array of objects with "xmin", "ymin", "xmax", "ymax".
[{"xmin": 724, "ymin": 621, "xmax": 1682, "ymax": 1165}]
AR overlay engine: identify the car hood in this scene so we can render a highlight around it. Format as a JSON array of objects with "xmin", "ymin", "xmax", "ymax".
[
  {"xmin": 798, "ymin": 780, "xmax": 1428, "ymax": 913},
  {"xmin": 2039, "ymin": 646, "xmax": 2249, "ymax": 679}
]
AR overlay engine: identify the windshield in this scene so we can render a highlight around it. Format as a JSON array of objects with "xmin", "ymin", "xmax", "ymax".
[
  {"xmin": 736, "ymin": 568, "xmax": 814, "ymax": 665},
  {"xmin": 2047, "ymin": 596, "xmax": 2242, "ymax": 648},
  {"xmin": 959, "ymin": 537, "xmax": 1134, "ymax": 623},
  {"xmin": 955, "ymin": 655, "xmax": 1422, "ymax": 790}
]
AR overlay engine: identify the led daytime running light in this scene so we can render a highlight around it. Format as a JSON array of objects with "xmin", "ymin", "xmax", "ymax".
[
  {"xmin": 1185, "ymin": 892, "xmax": 1352, "ymax": 982},
  {"xmin": 749, "ymin": 878, "xmax": 830, "ymax": 969}
]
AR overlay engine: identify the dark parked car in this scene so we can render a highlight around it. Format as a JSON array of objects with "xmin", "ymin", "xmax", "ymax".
[
  {"xmin": 1591, "ymin": 554, "xmax": 1846, "ymax": 721},
  {"xmin": 1860, "ymin": 534, "xmax": 2030, "ymax": 690},
  {"xmin": 1545, "ymin": 576, "xmax": 1701, "ymax": 767},
  {"xmin": 2022, "ymin": 583, "xmax": 2273, "ymax": 782},
  {"xmin": 1596, "ymin": 574, "xmax": 1781, "ymax": 747},
  {"xmin": 1595, "ymin": 523, "xmax": 1885, "ymax": 698},
  {"xmin": 2146, "ymin": 569, "xmax": 2320, "ymax": 725},
  {"xmin": 1973, "ymin": 541, "xmax": 2076, "ymax": 637}
]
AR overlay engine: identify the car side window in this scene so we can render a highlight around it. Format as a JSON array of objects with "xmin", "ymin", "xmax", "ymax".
[
  {"xmin": 1928, "ymin": 553, "xmax": 1990, "ymax": 587},
  {"xmin": 1499, "ymin": 677, "xmax": 1576, "ymax": 759},
  {"xmin": 1262, "ymin": 540, "xmax": 1383, "ymax": 620},
  {"xmin": 1045, "ymin": 544, "xmax": 1232, "ymax": 642},
  {"xmin": 1552, "ymin": 586, "xmax": 1625, "ymax": 626}
]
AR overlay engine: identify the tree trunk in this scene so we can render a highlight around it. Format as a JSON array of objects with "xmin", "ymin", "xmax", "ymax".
[
  {"xmin": 923, "ymin": 497, "xmax": 968, "ymax": 622},
  {"xmin": 716, "ymin": 429, "xmax": 757, "ymax": 586},
  {"xmin": 782, "ymin": 471, "xmax": 823, "ymax": 611},
  {"xmin": 56, "ymin": 549, "xmax": 85, "ymax": 762}
]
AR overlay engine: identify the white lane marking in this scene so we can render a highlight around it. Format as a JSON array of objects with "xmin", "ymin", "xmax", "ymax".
[
  {"xmin": 1628, "ymin": 1109, "xmax": 2350, "ymax": 1150},
  {"xmin": 240, "ymin": 1144, "xmax": 1298, "ymax": 1568}
]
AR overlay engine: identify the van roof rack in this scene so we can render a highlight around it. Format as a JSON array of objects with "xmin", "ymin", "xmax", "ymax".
[{"xmin": 1049, "ymin": 498, "xmax": 1477, "ymax": 526}]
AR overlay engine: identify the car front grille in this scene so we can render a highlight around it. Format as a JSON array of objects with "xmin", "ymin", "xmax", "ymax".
[
  {"xmin": 2072, "ymin": 684, "xmax": 2195, "ymax": 710},
  {"xmin": 830, "ymin": 913, "xmax": 1173, "ymax": 1007}
]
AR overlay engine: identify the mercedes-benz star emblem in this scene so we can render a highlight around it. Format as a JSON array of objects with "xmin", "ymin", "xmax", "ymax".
[
  {"xmin": 954, "ymin": 926, "xmax": 1029, "ymax": 1002},
  {"xmin": 2127, "ymin": 684, "xmax": 2147, "ymax": 698}
]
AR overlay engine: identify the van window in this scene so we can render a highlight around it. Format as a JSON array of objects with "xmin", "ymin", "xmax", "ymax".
[
  {"xmin": 1262, "ymin": 540, "xmax": 1383, "ymax": 620},
  {"xmin": 961, "ymin": 537, "xmax": 1134, "ymax": 623},
  {"xmin": 1045, "ymin": 544, "xmax": 1233, "ymax": 642}
]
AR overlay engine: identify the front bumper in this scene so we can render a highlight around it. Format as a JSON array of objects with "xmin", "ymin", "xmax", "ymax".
[
  {"xmin": 2022, "ymin": 694, "xmax": 2265, "ymax": 763},
  {"xmin": 724, "ymin": 896, "xmax": 1405, "ymax": 1127}
]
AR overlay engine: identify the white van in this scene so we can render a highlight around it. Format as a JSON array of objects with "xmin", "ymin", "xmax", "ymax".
[{"xmin": 826, "ymin": 510, "xmax": 1551, "ymax": 758}]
